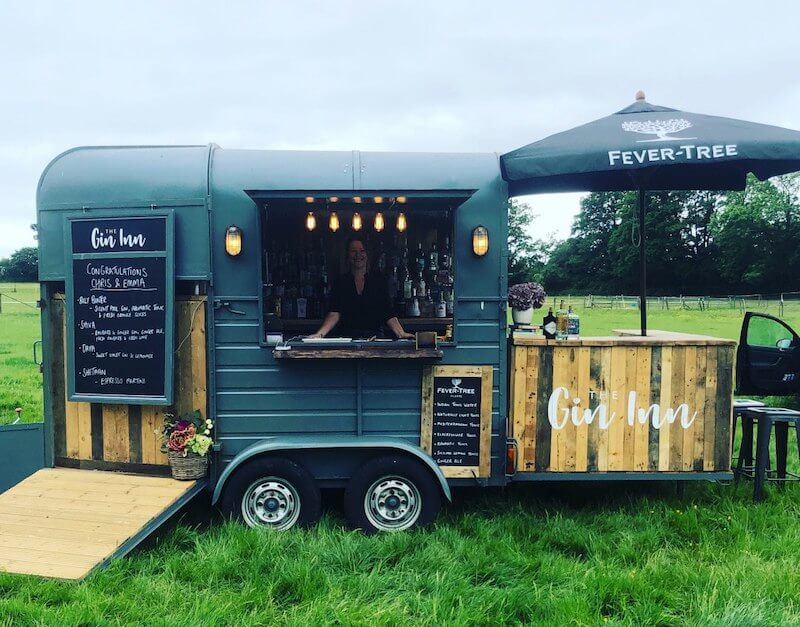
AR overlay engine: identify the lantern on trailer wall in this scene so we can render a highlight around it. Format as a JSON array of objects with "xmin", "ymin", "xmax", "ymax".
[
  {"xmin": 225, "ymin": 225, "xmax": 243, "ymax": 256},
  {"xmin": 374, "ymin": 212, "xmax": 385, "ymax": 232},
  {"xmin": 472, "ymin": 226, "xmax": 489, "ymax": 256},
  {"xmin": 396, "ymin": 212, "xmax": 407, "ymax": 232},
  {"xmin": 305, "ymin": 212, "xmax": 316, "ymax": 231},
  {"xmin": 352, "ymin": 212, "xmax": 363, "ymax": 231}
]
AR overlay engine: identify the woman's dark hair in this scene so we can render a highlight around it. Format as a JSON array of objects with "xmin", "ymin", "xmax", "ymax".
[{"xmin": 345, "ymin": 236, "xmax": 368, "ymax": 256}]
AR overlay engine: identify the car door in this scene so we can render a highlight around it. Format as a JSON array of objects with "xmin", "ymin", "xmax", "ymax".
[{"xmin": 736, "ymin": 312, "xmax": 800, "ymax": 395}]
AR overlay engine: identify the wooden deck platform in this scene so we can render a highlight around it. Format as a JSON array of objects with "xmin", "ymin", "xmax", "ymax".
[{"xmin": 0, "ymin": 468, "xmax": 204, "ymax": 580}]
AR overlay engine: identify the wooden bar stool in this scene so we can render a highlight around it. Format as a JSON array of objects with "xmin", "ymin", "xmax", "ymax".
[
  {"xmin": 732, "ymin": 399, "xmax": 765, "ymax": 480},
  {"xmin": 741, "ymin": 407, "xmax": 800, "ymax": 502}
]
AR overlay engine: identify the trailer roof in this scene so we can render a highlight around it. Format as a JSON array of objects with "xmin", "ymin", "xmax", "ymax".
[{"xmin": 38, "ymin": 145, "xmax": 501, "ymax": 210}]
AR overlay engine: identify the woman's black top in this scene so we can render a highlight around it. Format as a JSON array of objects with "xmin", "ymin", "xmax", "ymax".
[{"xmin": 328, "ymin": 272, "xmax": 394, "ymax": 338}]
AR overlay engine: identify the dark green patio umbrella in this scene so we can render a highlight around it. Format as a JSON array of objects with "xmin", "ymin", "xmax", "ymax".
[{"xmin": 500, "ymin": 91, "xmax": 800, "ymax": 335}]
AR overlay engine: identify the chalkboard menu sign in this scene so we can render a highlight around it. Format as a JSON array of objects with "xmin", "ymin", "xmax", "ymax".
[
  {"xmin": 421, "ymin": 366, "xmax": 492, "ymax": 478},
  {"xmin": 66, "ymin": 215, "xmax": 174, "ymax": 404}
]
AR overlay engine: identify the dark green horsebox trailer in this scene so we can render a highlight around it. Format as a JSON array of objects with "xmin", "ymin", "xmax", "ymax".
[{"xmin": 1, "ymin": 143, "xmax": 739, "ymax": 578}]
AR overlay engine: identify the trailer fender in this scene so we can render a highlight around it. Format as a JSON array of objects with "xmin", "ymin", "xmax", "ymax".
[{"xmin": 211, "ymin": 435, "xmax": 451, "ymax": 505}]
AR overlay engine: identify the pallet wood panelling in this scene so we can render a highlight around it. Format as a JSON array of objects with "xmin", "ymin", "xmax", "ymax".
[
  {"xmin": 509, "ymin": 335, "xmax": 735, "ymax": 473},
  {"xmin": 49, "ymin": 296, "xmax": 207, "ymax": 470}
]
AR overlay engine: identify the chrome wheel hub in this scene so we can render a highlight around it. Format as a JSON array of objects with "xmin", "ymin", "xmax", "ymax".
[
  {"xmin": 364, "ymin": 476, "xmax": 421, "ymax": 531},
  {"xmin": 241, "ymin": 477, "xmax": 300, "ymax": 530}
]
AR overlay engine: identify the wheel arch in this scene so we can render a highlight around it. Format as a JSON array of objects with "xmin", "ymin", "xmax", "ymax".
[{"xmin": 211, "ymin": 436, "xmax": 451, "ymax": 505}]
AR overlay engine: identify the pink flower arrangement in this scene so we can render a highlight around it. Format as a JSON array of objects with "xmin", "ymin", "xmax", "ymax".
[{"xmin": 159, "ymin": 410, "xmax": 214, "ymax": 457}]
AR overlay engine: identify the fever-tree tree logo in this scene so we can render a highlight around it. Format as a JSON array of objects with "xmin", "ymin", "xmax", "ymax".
[{"xmin": 621, "ymin": 118, "xmax": 696, "ymax": 142}]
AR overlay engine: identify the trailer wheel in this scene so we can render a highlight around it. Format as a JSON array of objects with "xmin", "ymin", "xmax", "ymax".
[
  {"xmin": 343, "ymin": 455, "xmax": 441, "ymax": 534},
  {"xmin": 220, "ymin": 457, "xmax": 321, "ymax": 530}
]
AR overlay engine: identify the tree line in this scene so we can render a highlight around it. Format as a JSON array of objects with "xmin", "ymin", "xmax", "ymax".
[
  {"xmin": 509, "ymin": 174, "xmax": 800, "ymax": 296},
  {"xmin": 0, "ymin": 247, "xmax": 38, "ymax": 282}
]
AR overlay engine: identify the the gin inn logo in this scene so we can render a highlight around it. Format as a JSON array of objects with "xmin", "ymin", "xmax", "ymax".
[
  {"xmin": 547, "ymin": 387, "xmax": 697, "ymax": 431},
  {"xmin": 609, "ymin": 118, "xmax": 738, "ymax": 166}
]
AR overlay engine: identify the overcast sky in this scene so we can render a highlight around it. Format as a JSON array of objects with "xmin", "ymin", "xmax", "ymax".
[{"xmin": 2, "ymin": 1, "xmax": 799, "ymax": 257}]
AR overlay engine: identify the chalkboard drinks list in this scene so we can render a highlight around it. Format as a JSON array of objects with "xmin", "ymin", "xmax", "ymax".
[
  {"xmin": 422, "ymin": 366, "xmax": 492, "ymax": 478},
  {"xmin": 67, "ymin": 216, "xmax": 174, "ymax": 403},
  {"xmin": 432, "ymin": 376, "xmax": 482, "ymax": 467}
]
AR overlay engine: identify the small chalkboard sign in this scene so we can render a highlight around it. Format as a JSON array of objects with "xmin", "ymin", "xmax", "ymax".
[
  {"xmin": 421, "ymin": 365, "xmax": 492, "ymax": 478},
  {"xmin": 65, "ymin": 214, "xmax": 174, "ymax": 404}
]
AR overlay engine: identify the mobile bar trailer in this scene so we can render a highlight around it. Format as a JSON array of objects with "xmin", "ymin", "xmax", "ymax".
[{"xmin": 1, "ymin": 144, "xmax": 743, "ymax": 579}]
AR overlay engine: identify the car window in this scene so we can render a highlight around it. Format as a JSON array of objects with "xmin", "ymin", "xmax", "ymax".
[{"xmin": 747, "ymin": 316, "xmax": 794, "ymax": 348}]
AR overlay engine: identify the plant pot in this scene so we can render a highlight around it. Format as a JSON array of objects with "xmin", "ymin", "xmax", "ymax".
[
  {"xmin": 168, "ymin": 450, "xmax": 208, "ymax": 480},
  {"xmin": 512, "ymin": 307, "xmax": 533, "ymax": 325}
]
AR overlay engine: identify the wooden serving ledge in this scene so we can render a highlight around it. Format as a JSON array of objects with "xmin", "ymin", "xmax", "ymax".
[
  {"xmin": 511, "ymin": 329, "xmax": 736, "ymax": 347},
  {"xmin": 273, "ymin": 346, "xmax": 443, "ymax": 359}
]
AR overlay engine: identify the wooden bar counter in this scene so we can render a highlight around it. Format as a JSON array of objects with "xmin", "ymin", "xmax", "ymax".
[{"xmin": 509, "ymin": 330, "xmax": 736, "ymax": 475}]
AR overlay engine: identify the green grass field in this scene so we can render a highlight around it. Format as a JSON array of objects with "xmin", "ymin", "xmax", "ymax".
[
  {"xmin": 0, "ymin": 283, "xmax": 41, "ymax": 424},
  {"xmin": 2, "ymin": 284, "xmax": 800, "ymax": 624}
]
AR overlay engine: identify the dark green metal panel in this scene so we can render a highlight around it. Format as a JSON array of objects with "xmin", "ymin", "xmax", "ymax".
[
  {"xmin": 37, "ymin": 146, "xmax": 212, "ymax": 281},
  {"xmin": 0, "ymin": 423, "xmax": 45, "ymax": 494}
]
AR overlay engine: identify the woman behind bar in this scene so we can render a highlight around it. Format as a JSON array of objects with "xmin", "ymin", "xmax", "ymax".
[{"xmin": 308, "ymin": 237, "xmax": 414, "ymax": 340}]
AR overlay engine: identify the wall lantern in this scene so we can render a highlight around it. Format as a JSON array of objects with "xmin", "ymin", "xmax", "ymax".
[
  {"xmin": 305, "ymin": 196, "xmax": 314, "ymax": 204},
  {"xmin": 396, "ymin": 196, "xmax": 407, "ymax": 204},
  {"xmin": 329, "ymin": 211, "xmax": 340, "ymax": 232},
  {"xmin": 329, "ymin": 196, "xmax": 339, "ymax": 203},
  {"xmin": 305, "ymin": 212, "xmax": 316, "ymax": 231},
  {"xmin": 472, "ymin": 226, "xmax": 489, "ymax": 256},
  {"xmin": 374, "ymin": 196, "xmax": 384, "ymax": 204},
  {"xmin": 374, "ymin": 212, "xmax": 385, "ymax": 232},
  {"xmin": 353, "ymin": 196, "xmax": 362, "ymax": 204},
  {"xmin": 352, "ymin": 212, "xmax": 363, "ymax": 231},
  {"xmin": 225, "ymin": 225, "xmax": 243, "ymax": 256},
  {"xmin": 396, "ymin": 212, "xmax": 407, "ymax": 232}
]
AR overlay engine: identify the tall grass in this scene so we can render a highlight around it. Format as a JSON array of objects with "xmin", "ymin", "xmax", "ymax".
[{"xmin": 2, "ymin": 483, "xmax": 800, "ymax": 624}]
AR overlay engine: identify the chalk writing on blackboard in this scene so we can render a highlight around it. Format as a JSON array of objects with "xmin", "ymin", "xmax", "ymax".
[{"xmin": 431, "ymin": 376, "xmax": 482, "ymax": 466}]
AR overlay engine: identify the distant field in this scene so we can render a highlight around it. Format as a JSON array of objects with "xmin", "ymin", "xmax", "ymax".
[{"xmin": 0, "ymin": 283, "xmax": 41, "ymax": 424}]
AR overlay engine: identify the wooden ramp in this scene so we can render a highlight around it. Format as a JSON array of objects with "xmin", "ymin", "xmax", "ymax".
[{"xmin": 0, "ymin": 468, "xmax": 206, "ymax": 580}]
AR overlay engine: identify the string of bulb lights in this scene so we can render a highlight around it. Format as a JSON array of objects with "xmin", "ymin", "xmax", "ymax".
[{"xmin": 303, "ymin": 195, "xmax": 408, "ymax": 233}]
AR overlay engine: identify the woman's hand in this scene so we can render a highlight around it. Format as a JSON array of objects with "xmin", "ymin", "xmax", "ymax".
[
  {"xmin": 398, "ymin": 331, "xmax": 415, "ymax": 340},
  {"xmin": 306, "ymin": 332, "xmax": 324, "ymax": 339}
]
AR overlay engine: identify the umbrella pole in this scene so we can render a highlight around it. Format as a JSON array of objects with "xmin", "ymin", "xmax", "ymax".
[{"xmin": 638, "ymin": 190, "xmax": 647, "ymax": 336}]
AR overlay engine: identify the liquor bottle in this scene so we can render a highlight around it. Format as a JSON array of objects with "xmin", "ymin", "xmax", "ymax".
[
  {"xmin": 423, "ymin": 288, "xmax": 434, "ymax": 317},
  {"xmin": 428, "ymin": 241, "xmax": 439, "ymax": 272},
  {"xmin": 543, "ymin": 307, "xmax": 557, "ymax": 339},
  {"xmin": 415, "ymin": 272, "xmax": 426, "ymax": 298},
  {"xmin": 407, "ymin": 288, "xmax": 420, "ymax": 317},
  {"xmin": 445, "ymin": 289, "xmax": 454, "ymax": 316},
  {"xmin": 415, "ymin": 242, "xmax": 426, "ymax": 274},
  {"xmin": 435, "ymin": 291, "xmax": 447, "ymax": 318},
  {"xmin": 403, "ymin": 272, "xmax": 413, "ymax": 300},
  {"xmin": 441, "ymin": 236, "xmax": 451, "ymax": 271},
  {"xmin": 556, "ymin": 300, "xmax": 568, "ymax": 340},
  {"xmin": 567, "ymin": 306, "xmax": 580, "ymax": 339}
]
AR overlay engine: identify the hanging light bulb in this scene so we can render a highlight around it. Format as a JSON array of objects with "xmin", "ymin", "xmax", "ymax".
[
  {"xmin": 329, "ymin": 211, "xmax": 340, "ymax": 232},
  {"xmin": 396, "ymin": 212, "xmax": 407, "ymax": 232},
  {"xmin": 305, "ymin": 212, "xmax": 316, "ymax": 231},
  {"xmin": 352, "ymin": 211, "xmax": 363, "ymax": 231},
  {"xmin": 374, "ymin": 212, "xmax": 385, "ymax": 232}
]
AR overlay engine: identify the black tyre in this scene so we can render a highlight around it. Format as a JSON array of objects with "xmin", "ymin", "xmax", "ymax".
[
  {"xmin": 343, "ymin": 455, "xmax": 442, "ymax": 534},
  {"xmin": 219, "ymin": 456, "xmax": 321, "ymax": 530}
]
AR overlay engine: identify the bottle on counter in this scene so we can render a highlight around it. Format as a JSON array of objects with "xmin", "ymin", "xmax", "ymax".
[
  {"xmin": 567, "ymin": 305, "xmax": 580, "ymax": 339},
  {"xmin": 555, "ymin": 300, "xmax": 568, "ymax": 340},
  {"xmin": 543, "ymin": 307, "xmax": 557, "ymax": 339},
  {"xmin": 441, "ymin": 236, "xmax": 451, "ymax": 271},
  {"xmin": 445, "ymin": 288, "xmax": 454, "ymax": 316},
  {"xmin": 407, "ymin": 288, "xmax": 421, "ymax": 317},
  {"xmin": 435, "ymin": 291, "xmax": 447, "ymax": 318}
]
